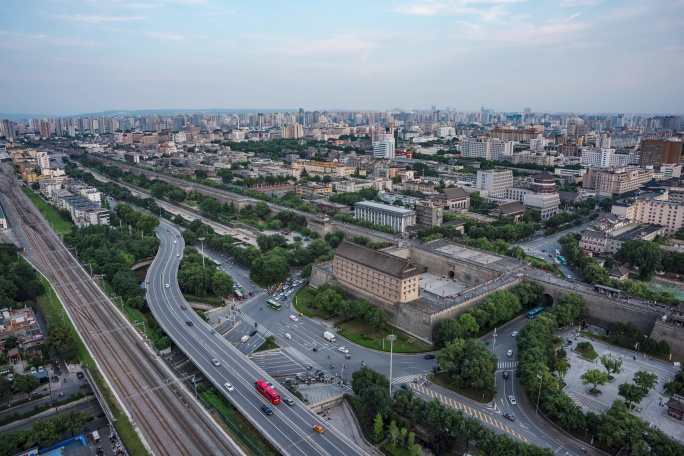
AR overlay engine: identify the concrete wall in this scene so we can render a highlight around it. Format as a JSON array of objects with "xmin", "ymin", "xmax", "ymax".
[
  {"xmin": 308, "ymin": 394, "xmax": 345, "ymax": 413},
  {"xmin": 649, "ymin": 320, "xmax": 684, "ymax": 358},
  {"xmin": 309, "ymin": 263, "xmax": 334, "ymax": 290},
  {"xmin": 407, "ymin": 247, "xmax": 499, "ymax": 285},
  {"xmin": 535, "ymin": 281, "xmax": 661, "ymax": 334}
]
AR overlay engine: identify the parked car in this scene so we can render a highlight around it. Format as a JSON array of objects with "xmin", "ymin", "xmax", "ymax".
[
  {"xmin": 424, "ymin": 354, "xmax": 436, "ymax": 360},
  {"xmin": 30, "ymin": 367, "xmax": 37, "ymax": 375},
  {"xmin": 76, "ymin": 372, "xmax": 84, "ymax": 380}
]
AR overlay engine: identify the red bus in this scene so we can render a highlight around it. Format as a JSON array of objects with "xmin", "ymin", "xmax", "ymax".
[
  {"xmin": 255, "ymin": 379, "xmax": 280, "ymax": 405},
  {"xmin": 234, "ymin": 290, "xmax": 244, "ymax": 301}
]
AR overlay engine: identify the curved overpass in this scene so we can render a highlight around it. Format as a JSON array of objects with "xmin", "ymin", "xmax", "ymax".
[{"xmin": 146, "ymin": 221, "xmax": 366, "ymax": 456}]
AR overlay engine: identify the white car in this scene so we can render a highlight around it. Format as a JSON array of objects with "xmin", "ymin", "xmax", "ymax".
[
  {"xmin": 507, "ymin": 349, "xmax": 513, "ymax": 356},
  {"xmin": 176, "ymin": 253, "xmax": 180, "ymax": 257},
  {"xmin": 38, "ymin": 366, "xmax": 44, "ymax": 372},
  {"xmin": 165, "ymin": 284, "xmax": 169, "ymax": 288},
  {"xmin": 285, "ymin": 333, "xmax": 292, "ymax": 339},
  {"xmin": 338, "ymin": 347, "xmax": 349, "ymax": 354},
  {"xmin": 289, "ymin": 315, "xmax": 299, "ymax": 322},
  {"xmin": 211, "ymin": 358, "xmax": 221, "ymax": 367},
  {"xmin": 224, "ymin": 382, "xmax": 234, "ymax": 391},
  {"xmin": 511, "ymin": 331, "xmax": 518, "ymax": 337},
  {"xmin": 173, "ymin": 240, "xmax": 177, "ymax": 244},
  {"xmin": 508, "ymin": 395, "xmax": 517, "ymax": 405},
  {"xmin": 30, "ymin": 367, "xmax": 37, "ymax": 375}
]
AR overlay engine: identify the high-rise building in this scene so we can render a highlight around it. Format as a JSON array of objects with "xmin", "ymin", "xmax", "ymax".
[
  {"xmin": 639, "ymin": 140, "xmax": 682, "ymax": 167},
  {"xmin": 36, "ymin": 151, "xmax": 50, "ymax": 172}
]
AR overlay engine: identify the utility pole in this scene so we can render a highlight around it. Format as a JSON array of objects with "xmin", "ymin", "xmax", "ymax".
[
  {"xmin": 198, "ymin": 237, "xmax": 205, "ymax": 267},
  {"xmin": 387, "ymin": 334, "xmax": 397, "ymax": 397}
]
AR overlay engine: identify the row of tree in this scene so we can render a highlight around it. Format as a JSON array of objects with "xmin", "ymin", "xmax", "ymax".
[
  {"xmin": 0, "ymin": 410, "xmax": 90, "ymax": 456},
  {"xmin": 311, "ymin": 284, "xmax": 389, "ymax": 328},
  {"xmin": 351, "ymin": 366, "xmax": 555, "ymax": 456},
  {"xmin": 177, "ymin": 248, "xmax": 234, "ymax": 298},
  {"xmin": 0, "ymin": 243, "xmax": 45, "ymax": 309},
  {"xmin": 559, "ymin": 234, "xmax": 679, "ymax": 305},
  {"xmin": 433, "ymin": 282, "xmax": 544, "ymax": 347}
]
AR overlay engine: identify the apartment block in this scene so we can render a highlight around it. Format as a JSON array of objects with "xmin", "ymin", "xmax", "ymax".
[
  {"xmin": 583, "ymin": 168, "xmax": 654, "ymax": 197},
  {"xmin": 414, "ymin": 199, "xmax": 443, "ymax": 228},
  {"xmin": 612, "ymin": 195, "xmax": 684, "ymax": 236},
  {"xmin": 332, "ymin": 241, "xmax": 420, "ymax": 304},
  {"xmin": 460, "ymin": 137, "xmax": 514, "ymax": 160},
  {"xmin": 639, "ymin": 140, "xmax": 682, "ymax": 167}
]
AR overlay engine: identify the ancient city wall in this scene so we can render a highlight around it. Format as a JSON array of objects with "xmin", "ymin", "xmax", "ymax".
[{"xmin": 649, "ymin": 320, "xmax": 684, "ymax": 358}]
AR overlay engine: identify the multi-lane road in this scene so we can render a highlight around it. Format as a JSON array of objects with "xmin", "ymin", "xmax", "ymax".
[{"xmin": 147, "ymin": 222, "xmax": 367, "ymax": 456}]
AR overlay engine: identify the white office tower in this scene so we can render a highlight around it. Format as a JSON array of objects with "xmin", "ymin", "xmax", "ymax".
[
  {"xmin": 461, "ymin": 137, "xmax": 514, "ymax": 160},
  {"xmin": 596, "ymin": 132, "xmax": 612, "ymax": 149},
  {"xmin": 36, "ymin": 151, "xmax": 50, "ymax": 173},
  {"xmin": 529, "ymin": 137, "xmax": 546, "ymax": 151},
  {"xmin": 373, "ymin": 138, "xmax": 396, "ymax": 159}
]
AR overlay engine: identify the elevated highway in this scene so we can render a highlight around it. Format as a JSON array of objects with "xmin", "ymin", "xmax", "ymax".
[{"xmin": 147, "ymin": 222, "xmax": 367, "ymax": 456}]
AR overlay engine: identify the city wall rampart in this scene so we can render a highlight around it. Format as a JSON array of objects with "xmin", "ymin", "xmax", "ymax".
[{"xmin": 649, "ymin": 319, "xmax": 684, "ymax": 358}]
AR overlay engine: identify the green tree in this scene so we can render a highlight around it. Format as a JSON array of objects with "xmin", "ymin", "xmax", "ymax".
[
  {"xmin": 250, "ymin": 252, "xmax": 290, "ymax": 285},
  {"xmin": 364, "ymin": 306, "xmax": 388, "ymax": 329},
  {"xmin": 361, "ymin": 384, "xmax": 393, "ymax": 422},
  {"xmin": 580, "ymin": 368, "xmax": 609, "ymax": 393},
  {"xmin": 14, "ymin": 374, "xmax": 39, "ymax": 399},
  {"xmin": 351, "ymin": 366, "xmax": 389, "ymax": 396},
  {"xmin": 597, "ymin": 401, "xmax": 649, "ymax": 454},
  {"xmin": 433, "ymin": 319, "xmax": 465, "ymax": 347},
  {"xmin": 255, "ymin": 201, "xmax": 271, "ymax": 218},
  {"xmin": 618, "ymin": 382, "xmax": 647, "ymax": 407},
  {"xmin": 633, "ymin": 370, "xmax": 658, "ymax": 394},
  {"xmin": 458, "ymin": 313, "xmax": 479, "ymax": 335},
  {"xmin": 554, "ymin": 359, "xmax": 569, "ymax": 381},
  {"xmin": 314, "ymin": 287, "xmax": 343, "ymax": 313},
  {"xmin": 615, "ymin": 241, "xmax": 663, "ymax": 280},
  {"xmin": 373, "ymin": 412, "xmax": 384, "ymax": 441},
  {"xmin": 600, "ymin": 355, "xmax": 623, "ymax": 379},
  {"xmin": 211, "ymin": 272, "xmax": 234, "ymax": 297}
]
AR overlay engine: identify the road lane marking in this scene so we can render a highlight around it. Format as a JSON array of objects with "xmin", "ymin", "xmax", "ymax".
[{"xmin": 410, "ymin": 384, "xmax": 528, "ymax": 443}]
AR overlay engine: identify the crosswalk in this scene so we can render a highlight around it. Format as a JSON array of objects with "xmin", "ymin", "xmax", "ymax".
[
  {"xmin": 239, "ymin": 313, "xmax": 273, "ymax": 338},
  {"xmin": 409, "ymin": 383, "xmax": 528, "ymax": 443},
  {"xmin": 498, "ymin": 361, "xmax": 518, "ymax": 369},
  {"xmin": 391, "ymin": 375, "xmax": 422, "ymax": 385}
]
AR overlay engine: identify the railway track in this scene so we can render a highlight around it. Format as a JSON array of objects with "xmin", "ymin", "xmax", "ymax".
[{"xmin": 0, "ymin": 165, "xmax": 242, "ymax": 456}]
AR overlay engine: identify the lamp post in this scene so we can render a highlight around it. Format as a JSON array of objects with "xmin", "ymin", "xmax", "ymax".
[
  {"xmin": 198, "ymin": 237, "xmax": 205, "ymax": 267},
  {"xmin": 387, "ymin": 334, "xmax": 397, "ymax": 397},
  {"xmin": 536, "ymin": 373, "xmax": 543, "ymax": 415}
]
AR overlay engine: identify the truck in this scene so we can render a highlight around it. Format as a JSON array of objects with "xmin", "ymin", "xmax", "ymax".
[
  {"xmin": 323, "ymin": 331, "xmax": 336, "ymax": 343},
  {"xmin": 241, "ymin": 335, "xmax": 250, "ymax": 344}
]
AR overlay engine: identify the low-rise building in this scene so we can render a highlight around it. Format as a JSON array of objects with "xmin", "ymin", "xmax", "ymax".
[
  {"xmin": 332, "ymin": 241, "xmax": 420, "ymax": 304},
  {"xmin": 430, "ymin": 187, "xmax": 470, "ymax": 213},
  {"xmin": 0, "ymin": 204, "xmax": 7, "ymax": 230},
  {"xmin": 354, "ymin": 201, "xmax": 416, "ymax": 233},
  {"xmin": 583, "ymin": 167, "xmax": 654, "ymax": 197},
  {"xmin": 295, "ymin": 183, "xmax": 332, "ymax": 197},
  {"xmin": 414, "ymin": 199, "xmax": 443, "ymax": 228},
  {"xmin": 612, "ymin": 193, "xmax": 684, "ymax": 237},
  {"xmin": 579, "ymin": 222, "xmax": 663, "ymax": 255}
]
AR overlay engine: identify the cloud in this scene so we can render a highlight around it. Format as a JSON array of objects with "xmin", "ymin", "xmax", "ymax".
[
  {"xmin": 56, "ymin": 14, "xmax": 146, "ymax": 23},
  {"xmin": 392, "ymin": 0, "xmax": 523, "ymax": 16},
  {"xmin": 559, "ymin": 0, "xmax": 600, "ymax": 6}
]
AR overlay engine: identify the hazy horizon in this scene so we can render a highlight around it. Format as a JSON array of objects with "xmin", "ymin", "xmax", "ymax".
[{"xmin": 2, "ymin": 0, "xmax": 683, "ymax": 115}]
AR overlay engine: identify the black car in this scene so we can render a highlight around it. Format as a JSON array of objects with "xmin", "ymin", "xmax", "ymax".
[
  {"xmin": 503, "ymin": 412, "xmax": 516, "ymax": 421},
  {"xmin": 249, "ymin": 330, "xmax": 258, "ymax": 337},
  {"xmin": 503, "ymin": 370, "xmax": 509, "ymax": 379},
  {"xmin": 76, "ymin": 372, "xmax": 84, "ymax": 380},
  {"xmin": 400, "ymin": 383, "xmax": 409, "ymax": 390},
  {"xmin": 424, "ymin": 354, "xmax": 436, "ymax": 360},
  {"xmin": 186, "ymin": 321, "xmax": 194, "ymax": 326}
]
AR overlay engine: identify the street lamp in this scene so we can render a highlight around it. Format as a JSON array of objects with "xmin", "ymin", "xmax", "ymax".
[
  {"xmin": 536, "ymin": 374, "xmax": 543, "ymax": 415},
  {"xmin": 387, "ymin": 334, "xmax": 397, "ymax": 397},
  {"xmin": 198, "ymin": 237, "xmax": 205, "ymax": 267}
]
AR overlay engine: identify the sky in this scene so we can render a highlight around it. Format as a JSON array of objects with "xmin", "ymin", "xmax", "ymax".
[{"xmin": 1, "ymin": 0, "xmax": 683, "ymax": 116}]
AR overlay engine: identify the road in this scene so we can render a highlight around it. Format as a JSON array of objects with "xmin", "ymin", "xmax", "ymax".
[
  {"xmin": 147, "ymin": 222, "xmax": 367, "ymax": 456},
  {"xmin": 0, "ymin": 164, "xmax": 244, "ymax": 456},
  {"xmin": 482, "ymin": 316, "xmax": 593, "ymax": 456},
  {"xmin": 516, "ymin": 220, "xmax": 596, "ymax": 280}
]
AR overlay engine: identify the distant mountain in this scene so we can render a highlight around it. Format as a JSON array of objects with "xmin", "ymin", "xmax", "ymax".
[
  {"xmin": 0, "ymin": 113, "xmax": 59, "ymax": 120},
  {"xmin": 2, "ymin": 108, "xmax": 299, "ymax": 120}
]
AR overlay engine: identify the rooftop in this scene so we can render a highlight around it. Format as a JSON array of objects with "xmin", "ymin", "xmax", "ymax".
[
  {"xmin": 354, "ymin": 200, "xmax": 416, "ymax": 215},
  {"xmin": 335, "ymin": 241, "xmax": 419, "ymax": 279}
]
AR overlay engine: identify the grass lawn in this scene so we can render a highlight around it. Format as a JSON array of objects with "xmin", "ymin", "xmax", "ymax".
[
  {"xmin": 430, "ymin": 372, "xmax": 495, "ymax": 403},
  {"xmin": 254, "ymin": 337, "xmax": 281, "ymax": 353},
  {"xmin": 201, "ymin": 388, "xmax": 278, "ymax": 456},
  {"xmin": 346, "ymin": 395, "xmax": 384, "ymax": 444},
  {"xmin": 574, "ymin": 342, "xmax": 599, "ymax": 361},
  {"xmin": 22, "ymin": 186, "xmax": 73, "ymax": 235},
  {"xmin": 293, "ymin": 287, "xmax": 335, "ymax": 320},
  {"xmin": 337, "ymin": 318, "xmax": 433, "ymax": 353},
  {"xmin": 35, "ymin": 273, "xmax": 148, "ymax": 456},
  {"xmin": 382, "ymin": 442, "xmax": 416, "ymax": 456}
]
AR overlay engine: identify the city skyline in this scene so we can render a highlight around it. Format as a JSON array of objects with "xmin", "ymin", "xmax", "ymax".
[{"xmin": 1, "ymin": 0, "xmax": 683, "ymax": 115}]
